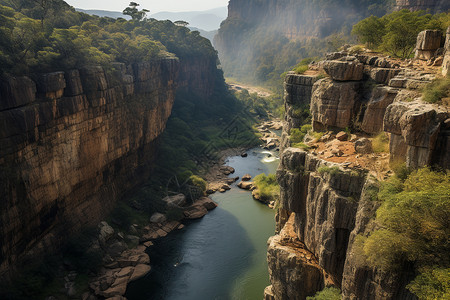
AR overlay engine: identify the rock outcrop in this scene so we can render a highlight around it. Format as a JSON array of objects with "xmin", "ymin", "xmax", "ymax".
[
  {"xmin": 0, "ymin": 58, "xmax": 179, "ymax": 277},
  {"xmin": 267, "ymin": 47, "xmax": 449, "ymax": 299},
  {"xmin": 395, "ymin": 0, "xmax": 450, "ymax": 13},
  {"xmin": 415, "ymin": 30, "xmax": 443, "ymax": 61},
  {"xmin": 442, "ymin": 26, "xmax": 450, "ymax": 77}
]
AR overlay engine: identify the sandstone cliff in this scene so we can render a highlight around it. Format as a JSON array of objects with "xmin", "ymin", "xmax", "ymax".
[
  {"xmin": 0, "ymin": 58, "xmax": 180, "ymax": 277},
  {"xmin": 266, "ymin": 49, "xmax": 449, "ymax": 299},
  {"xmin": 395, "ymin": 0, "xmax": 450, "ymax": 13}
]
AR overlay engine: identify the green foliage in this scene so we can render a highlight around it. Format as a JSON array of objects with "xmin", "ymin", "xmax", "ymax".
[
  {"xmin": 216, "ymin": 0, "xmax": 394, "ymax": 89},
  {"xmin": 290, "ymin": 124, "xmax": 312, "ymax": 144},
  {"xmin": 188, "ymin": 175, "xmax": 207, "ymax": 193},
  {"xmin": 352, "ymin": 16, "xmax": 386, "ymax": 48},
  {"xmin": 318, "ymin": 166, "xmax": 343, "ymax": 175},
  {"xmin": 122, "ymin": 2, "xmax": 149, "ymax": 21},
  {"xmin": 253, "ymin": 173, "xmax": 280, "ymax": 202},
  {"xmin": 0, "ymin": 1, "xmax": 217, "ymax": 74},
  {"xmin": 234, "ymin": 88, "xmax": 283, "ymax": 119},
  {"xmin": 372, "ymin": 132, "xmax": 389, "ymax": 153},
  {"xmin": 292, "ymin": 58, "xmax": 315, "ymax": 74},
  {"xmin": 358, "ymin": 168, "xmax": 450, "ymax": 299},
  {"xmin": 407, "ymin": 267, "xmax": 450, "ymax": 300},
  {"xmin": 306, "ymin": 287, "xmax": 342, "ymax": 300},
  {"xmin": 353, "ymin": 10, "xmax": 450, "ymax": 58},
  {"xmin": 422, "ymin": 77, "xmax": 450, "ymax": 104}
]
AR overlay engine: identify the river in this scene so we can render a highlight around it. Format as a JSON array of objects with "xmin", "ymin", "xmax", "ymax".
[{"xmin": 126, "ymin": 147, "xmax": 279, "ymax": 300}]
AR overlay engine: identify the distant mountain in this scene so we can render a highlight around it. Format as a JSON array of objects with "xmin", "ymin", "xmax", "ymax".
[
  {"xmin": 75, "ymin": 7, "xmax": 227, "ymax": 32},
  {"xmin": 76, "ymin": 8, "xmax": 131, "ymax": 20},
  {"xmin": 150, "ymin": 7, "xmax": 227, "ymax": 31}
]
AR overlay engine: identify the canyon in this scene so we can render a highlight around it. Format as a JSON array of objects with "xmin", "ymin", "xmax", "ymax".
[
  {"xmin": 0, "ymin": 54, "xmax": 220, "ymax": 278},
  {"xmin": 265, "ymin": 31, "xmax": 449, "ymax": 299}
]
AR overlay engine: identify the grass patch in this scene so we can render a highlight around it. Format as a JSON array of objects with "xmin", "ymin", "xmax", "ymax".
[
  {"xmin": 422, "ymin": 77, "xmax": 450, "ymax": 104},
  {"xmin": 290, "ymin": 124, "xmax": 313, "ymax": 144},
  {"xmin": 307, "ymin": 287, "xmax": 342, "ymax": 300},
  {"xmin": 372, "ymin": 132, "xmax": 389, "ymax": 153},
  {"xmin": 292, "ymin": 142, "xmax": 311, "ymax": 150},
  {"xmin": 318, "ymin": 166, "xmax": 342, "ymax": 175},
  {"xmin": 253, "ymin": 173, "xmax": 280, "ymax": 203},
  {"xmin": 293, "ymin": 64, "xmax": 308, "ymax": 74}
]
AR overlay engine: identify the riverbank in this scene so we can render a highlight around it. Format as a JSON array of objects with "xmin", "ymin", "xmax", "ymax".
[{"xmin": 67, "ymin": 118, "xmax": 283, "ymax": 299}]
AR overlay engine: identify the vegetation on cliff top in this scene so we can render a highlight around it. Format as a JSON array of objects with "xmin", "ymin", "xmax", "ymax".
[
  {"xmin": 0, "ymin": 0, "xmax": 216, "ymax": 74},
  {"xmin": 215, "ymin": 0, "xmax": 394, "ymax": 88},
  {"xmin": 352, "ymin": 10, "xmax": 450, "ymax": 58},
  {"xmin": 356, "ymin": 167, "xmax": 450, "ymax": 299}
]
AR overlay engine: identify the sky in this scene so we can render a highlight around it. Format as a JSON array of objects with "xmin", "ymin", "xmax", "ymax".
[{"xmin": 64, "ymin": 0, "xmax": 229, "ymax": 13}]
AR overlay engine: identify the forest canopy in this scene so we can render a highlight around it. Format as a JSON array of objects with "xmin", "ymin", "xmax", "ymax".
[{"xmin": 0, "ymin": 0, "xmax": 217, "ymax": 75}]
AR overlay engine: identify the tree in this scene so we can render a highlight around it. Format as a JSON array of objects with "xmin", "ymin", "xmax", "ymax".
[
  {"xmin": 122, "ymin": 2, "xmax": 149, "ymax": 21},
  {"xmin": 352, "ymin": 15, "xmax": 386, "ymax": 48},
  {"xmin": 174, "ymin": 20, "xmax": 189, "ymax": 27}
]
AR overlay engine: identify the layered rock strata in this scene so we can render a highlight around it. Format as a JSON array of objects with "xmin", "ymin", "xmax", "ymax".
[
  {"xmin": 0, "ymin": 58, "xmax": 179, "ymax": 276},
  {"xmin": 395, "ymin": 0, "xmax": 450, "ymax": 13},
  {"xmin": 266, "ymin": 51, "xmax": 449, "ymax": 299}
]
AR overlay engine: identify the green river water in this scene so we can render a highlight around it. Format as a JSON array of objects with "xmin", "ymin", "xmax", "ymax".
[{"xmin": 126, "ymin": 147, "xmax": 279, "ymax": 300}]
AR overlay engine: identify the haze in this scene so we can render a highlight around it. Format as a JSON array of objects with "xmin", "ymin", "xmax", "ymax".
[{"xmin": 65, "ymin": 0, "xmax": 229, "ymax": 13}]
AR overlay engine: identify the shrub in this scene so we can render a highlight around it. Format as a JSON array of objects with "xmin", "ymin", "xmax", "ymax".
[
  {"xmin": 253, "ymin": 173, "xmax": 280, "ymax": 202},
  {"xmin": 372, "ymin": 132, "xmax": 389, "ymax": 153},
  {"xmin": 293, "ymin": 64, "xmax": 308, "ymax": 74},
  {"xmin": 357, "ymin": 168, "xmax": 450, "ymax": 299},
  {"xmin": 407, "ymin": 267, "xmax": 450, "ymax": 300},
  {"xmin": 306, "ymin": 287, "xmax": 342, "ymax": 300},
  {"xmin": 422, "ymin": 77, "xmax": 450, "ymax": 104},
  {"xmin": 318, "ymin": 166, "xmax": 342, "ymax": 175},
  {"xmin": 292, "ymin": 142, "xmax": 311, "ymax": 150}
]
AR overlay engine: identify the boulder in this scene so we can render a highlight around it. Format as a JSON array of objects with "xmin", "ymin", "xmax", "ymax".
[
  {"xmin": 242, "ymin": 174, "xmax": 252, "ymax": 181},
  {"xmin": 415, "ymin": 30, "xmax": 443, "ymax": 60},
  {"xmin": 183, "ymin": 205, "xmax": 208, "ymax": 219},
  {"xmin": 196, "ymin": 197, "xmax": 218, "ymax": 210},
  {"xmin": 416, "ymin": 30, "xmax": 442, "ymax": 50},
  {"xmin": 241, "ymin": 152, "xmax": 248, "ymax": 157},
  {"xmin": 354, "ymin": 138, "xmax": 373, "ymax": 154},
  {"xmin": 238, "ymin": 181, "xmax": 254, "ymax": 190},
  {"xmin": 98, "ymin": 221, "xmax": 115, "ymax": 245},
  {"xmin": 130, "ymin": 264, "xmax": 151, "ymax": 282},
  {"xmin": 221, "ymin": 184, "xmax": 231, "ymax": 190},
  {"xmin": 369, "ymin": 68, "xmax": 401, "ymax": 85},
  {"xmin": 336, "ymin": 131, "xmax": 348, "ymax": 141},
  {"xmin": 150, "ymin": 213, "xmax": 166, "ymax": 223},
  {"xmin": 322, "ymin": 60, "xmax": 364, "ymax": 81},
  {"xmin": 311, "ymin": 79, "xmax": 360, "ymax": 131},
  {"xmin": 162, "ymin": 194, "xmax": 186, "ymax": 208}
]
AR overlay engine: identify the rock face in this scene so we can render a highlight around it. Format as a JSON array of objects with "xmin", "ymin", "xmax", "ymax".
[
  {"xmin": 267, "ymin": 46, "xmax": 449, "ymax": 299},
  {"xmin": 395, "ymin": 0, "xmax": 450, "ymax": 13},
  {"xmin": 311, "ymin": 79, "xmax": 360, "ymax": 131},
  {"xmin": 322, "ymin": 61, "xmax": 364, "ymax": 81},
  {"xmin": 442, "ymin": 26, "xmax": 450, "ymax": 77},
  {"xmin": 415, "ymin": 30, "xmax": 443, "ymax": 60},
  {"xmin": 0, "ymin": 58, "xmax": 179, "ymax": 276}
]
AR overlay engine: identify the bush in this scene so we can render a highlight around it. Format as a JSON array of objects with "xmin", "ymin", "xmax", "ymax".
[
  {"xmin": 357, "ymin": 168, "xmax": 450, "ymax": 298},
  {"xmin": 306, "ymin": 287, "xmax": 342, "ymax": 300},
  {"xmin": 407, "ymin": 267, "xmax": 450, "ymax": 300},
  {"xmin": 293, "ymin": 64, "xmax": 308, "ymax": 74},
  {"xmin": 372, "ymin": 132, "xmax": 389, "ymax": 153},
  {"xmin": 422, "ymin": 77, "xmax": 450, "ymax": 104},
  {"xmin": 253, "ymin": 173, "xmax": 280, "ymax": 202},
  {"xmin": 318, "ymin": 166, "xmax": 342, "ymax": 175}
]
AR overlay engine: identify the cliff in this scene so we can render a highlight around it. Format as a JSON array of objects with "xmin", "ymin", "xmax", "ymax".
[
  {"xmin": 0, "ymin": 58, "xmax": 180, "ymax": 277},
  {"xmin": 266, "ymin": 48, "xmax": 449, "ymax": 299},
  {"xmin": 395, "ymin": 0, "xmax": 450, "ymax": 13}
]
